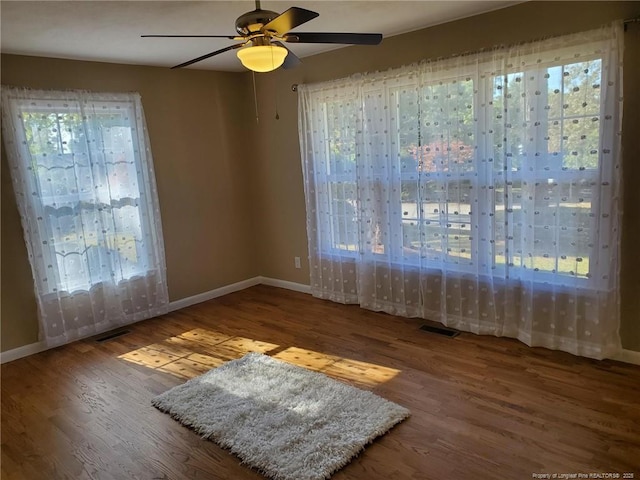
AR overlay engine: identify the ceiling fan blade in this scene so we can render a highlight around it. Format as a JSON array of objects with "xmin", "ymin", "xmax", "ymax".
[
  {"xmin": 142, "ymin": 34, "xmax": 239, "ymax": 39},
  {"xmin": 171, "ymin": 43, "xmax": 243, "ymax": 69},
  {"xmin": 272, "ymin": 41, "xmax": 302, "ymax": 69},
  {"xmin": 284, "ymin": 32, "xmax": 383, "ymax": 45},
  {"xmin": 263, "ymin": 7, "xmax": 319, "ymax": 35}
]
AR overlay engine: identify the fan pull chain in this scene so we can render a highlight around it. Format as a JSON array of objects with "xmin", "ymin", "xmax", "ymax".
[
  {"xmin": 252, "ymin": 70, "xmax": 259, "ymax": 124},
  {"xmin": 272, "ymin": 47, "xmax": 280, "ymax": 120}
]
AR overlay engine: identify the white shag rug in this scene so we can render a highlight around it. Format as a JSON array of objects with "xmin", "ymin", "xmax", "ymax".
[{"xmin": 152, "ymin": 352, "xmax": 410, "ymax": 480}]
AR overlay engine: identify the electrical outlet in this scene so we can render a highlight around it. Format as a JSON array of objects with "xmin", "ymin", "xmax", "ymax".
[{"xmin": 294, "ymin": 256, "xmax": 301, "ymax": 269}]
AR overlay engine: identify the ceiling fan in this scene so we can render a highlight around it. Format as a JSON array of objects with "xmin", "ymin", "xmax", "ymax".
[{"xmin": 142, "ymin": 0, "xmax": 383, "ymax": 72}]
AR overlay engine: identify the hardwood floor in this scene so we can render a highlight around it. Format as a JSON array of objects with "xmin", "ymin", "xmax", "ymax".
[{"xmin": 2, "ymin": 285, "xmax": 639, "ymax": 480}]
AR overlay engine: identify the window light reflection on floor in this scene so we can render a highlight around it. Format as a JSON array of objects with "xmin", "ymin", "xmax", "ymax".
[
  {"xmin": 272, "ymin": 346, "xmax": 401, "ymax": 387},
  {"xmin": 117, "ymin": 328, "xmax": 401, "ymax": 386}
]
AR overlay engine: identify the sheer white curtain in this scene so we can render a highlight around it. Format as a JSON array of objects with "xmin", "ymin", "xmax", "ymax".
[
  {"xmin": 298, "ymin": 23, "xmax": 623, "ymax": 359},
  {"xmin": 2, "ymin": 87, "xmax": 169, "ymax": 347}
]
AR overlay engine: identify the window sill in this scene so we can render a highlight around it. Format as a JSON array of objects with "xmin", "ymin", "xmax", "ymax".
[{"xmin": 315, "ymin": 250, "xmax": 609, "ymax": 294}]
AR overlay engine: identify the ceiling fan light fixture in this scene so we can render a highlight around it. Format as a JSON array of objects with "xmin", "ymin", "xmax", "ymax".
[{"xmin": 237, "ymin": 45, "xmax": 288, "ymax": 72}]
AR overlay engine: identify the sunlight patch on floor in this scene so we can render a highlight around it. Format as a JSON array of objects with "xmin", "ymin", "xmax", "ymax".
[
  {"xmin": 273, "ymin": 347, "xmax": 401, "ymax": 387},
  {"xmin": 118, "ymin": 328, "xmax": 400, "ymax": 386},
  {"xmin": 118, "ymin": 328, "xmax": 279, "ymax": 379}
]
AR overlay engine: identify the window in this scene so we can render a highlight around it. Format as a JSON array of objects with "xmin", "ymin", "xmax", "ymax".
[
  {"xmin": 3, "ymin": 91, "xmax": 164, "ymax": 294},
  {"xmin": 490, "ymin": 58, "xmax": 605, "ymax": 281},
  {"xmin": 308, "ymin": 48, "xmax": 614, "ymax": 287},
  {"xmin": 393, "ymin": 74, "xmax": 476, "ymax": 268},
  {"xmin": 309, "ymin": 92, "xmax": 360, "ymax": 254}
]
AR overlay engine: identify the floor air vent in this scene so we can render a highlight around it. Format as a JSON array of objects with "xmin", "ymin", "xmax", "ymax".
[
  {"xmin": 419, "ymin": 324, "xmax": 460, "ymax": 338},
  {"xmin": 95, "ymin": 329, "xmax": 131, "ymax": 343}
]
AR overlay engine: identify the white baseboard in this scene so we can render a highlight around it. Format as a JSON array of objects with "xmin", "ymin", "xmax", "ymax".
[
  {"xmin": 258, "ymin": 276, "xmax": 312, "ymax": 294},
  {"xmin": 168, "ymin": 276, "xmax": 262, "ymax": 312},
  {"xmin": 3, "ymin": 276, "xmax": 639, "ymax": 367},
  {"xmin": 611, "ymin": 349, "xmax": 640, "ymax": 366},
  {"xmin": 0, "ymin": 340, "xmax": 48, "ymax": 364}
]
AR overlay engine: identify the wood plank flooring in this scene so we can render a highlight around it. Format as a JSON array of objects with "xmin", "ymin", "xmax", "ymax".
[{"xmin": 2, "ymin": 285, "xmax": 639, "ymax": 480}]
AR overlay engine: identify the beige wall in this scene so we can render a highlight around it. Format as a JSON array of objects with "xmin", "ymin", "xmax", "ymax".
[
  {"xmin": 252, "ymin": 1, "xmax": 640, "ymax": 350},
  {"xmin": 1, "ymin": 56, "xmax": 260, "ymax": 350},
  {"xmin": 2, "ymin": 1, "xmax": 639, "ymax": 353}
]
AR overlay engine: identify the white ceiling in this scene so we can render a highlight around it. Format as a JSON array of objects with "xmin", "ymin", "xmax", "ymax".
[{"xmin": 1, "ymin": 1, "xmax": 520, "ymax": 72}]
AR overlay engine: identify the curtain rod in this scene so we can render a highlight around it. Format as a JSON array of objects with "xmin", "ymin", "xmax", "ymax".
[{"xmin": 624, "ymin": 17, "xmax": 639, "ymax": 31}]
